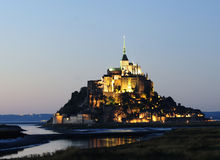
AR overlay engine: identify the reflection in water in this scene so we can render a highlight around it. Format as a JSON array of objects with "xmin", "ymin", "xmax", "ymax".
[
  {"xmin": 1, "ymin": 140, "xmax": 78, "ymax": 159},
  {"xmin": 89, "ymin": 137, "xmax": 136, "ymax": 148},
  {"xmin": 0, "ymin": 124, "xmax": 169, "ymax": 159},
  {"xmin": 1, "ymin": 137, "xmax": 138, "ymax": 159},
  {"xmin": 17, "ymin": 124, "xmax": 59, "ymax": 135}
]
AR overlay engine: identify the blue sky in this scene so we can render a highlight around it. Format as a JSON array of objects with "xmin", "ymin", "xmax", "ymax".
[{"xmin": 0, "ymin": 0, "xmax": 219, "ymax": 114}]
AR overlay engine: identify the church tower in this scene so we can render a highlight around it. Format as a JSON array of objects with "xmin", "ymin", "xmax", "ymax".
[{"xmin": 120, "ymin": 36, "xmax": 129, "ymax": 72}]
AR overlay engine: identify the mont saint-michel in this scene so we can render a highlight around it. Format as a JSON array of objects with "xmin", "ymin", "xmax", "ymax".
[
  {"xmin": 1, "ymin": 1, "xmax": 220, "ymax": 159},
  {"xmin": 52, "ymin": 37, "xmax": 204, "ymax": 125}
]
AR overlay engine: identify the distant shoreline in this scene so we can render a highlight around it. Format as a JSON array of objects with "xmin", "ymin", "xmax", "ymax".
[{"xmin": 0, "ymin": 122, "xmax": 45, "ymax": 125}]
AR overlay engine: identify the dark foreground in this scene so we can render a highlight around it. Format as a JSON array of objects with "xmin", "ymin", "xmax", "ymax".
[{"xmin": 6, "ymin": 126, "xmax": 220, "ymax": 160}]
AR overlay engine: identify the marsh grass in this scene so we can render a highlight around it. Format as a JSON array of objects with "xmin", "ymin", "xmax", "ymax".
[{"xmin": 8, "ymin": 127, "xmax": 220, "ymax": 160}]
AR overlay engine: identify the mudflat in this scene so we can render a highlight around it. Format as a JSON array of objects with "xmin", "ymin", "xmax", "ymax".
[{"xmin": 0, "ymin": 125, "xmax": 24, "ymax": 139}]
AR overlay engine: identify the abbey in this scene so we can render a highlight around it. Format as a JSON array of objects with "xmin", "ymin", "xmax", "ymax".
[
  {"xmin": 88, "ymin": 37, "xmax": 154, "ymax": 108},
  {"xmin": 53, "ymin": 37, "xmax": 204, "ymax": 124}
]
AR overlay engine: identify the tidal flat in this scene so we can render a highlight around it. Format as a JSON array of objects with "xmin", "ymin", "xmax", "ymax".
[
  {"xmin": 0, "ymin": 125, "xmax": 25, "ymax": 139},
  {"xmin": 7, "ymin": 126, "xmax": 220, "ymax": 160}
]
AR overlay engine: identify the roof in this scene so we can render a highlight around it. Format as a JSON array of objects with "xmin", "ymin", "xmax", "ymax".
[
  {"xmin": 109, "ymin": 68, "xmax": 121, "ymax": 71},
  {"xmin": 122, "ymin": 54, "xmax": 128, "ymax": 60}
]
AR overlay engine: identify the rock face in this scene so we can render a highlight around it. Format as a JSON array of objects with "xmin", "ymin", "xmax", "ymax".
[
  {"xmin": 58, "ymin": 87, "xmax": 89, "ymax": 116},
  {"xmin": 55, "ymin": 86, "xmax": 204, "ymax": 124}
]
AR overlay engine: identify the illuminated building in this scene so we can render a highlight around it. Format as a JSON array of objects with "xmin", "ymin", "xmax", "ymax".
[
  {"xmin": 52, "ymin": 113, "xmax": 63, "ymax": 124},
  {"xmin": 87, "ymin": 36, "xmax": 205, "ymax": 123},
  {"xmin": 51, "ymin": 37, "xmax": 205, "ymax": 125},
  {"xmin": 53, "ymin": 37, "xmax": 205, "ymax": 124},
  {"xmin": 52, "ymin": 113, "xmax": 93, "ymax": 125},
  {"xmin": 88, "ymin": 36, "xmax": 154, "ymax": 107}
]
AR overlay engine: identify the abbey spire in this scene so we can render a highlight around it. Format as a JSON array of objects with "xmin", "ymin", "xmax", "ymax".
[
  {"xmin": 123, "ymin": 35, "xmax": 126, "ymax": 54},
  {"xmin": 122, "ymin": 35, "xmax": 128, "ymax": 61}
]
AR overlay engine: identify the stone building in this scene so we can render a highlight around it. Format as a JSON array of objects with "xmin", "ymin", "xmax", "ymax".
[
  {"xmin": 52, "ymin": 113, "xmax": 93, "ymax": 125},
  {"xmin": 88, "ymin": 37, "xmax": 154, "ymax": 108}
]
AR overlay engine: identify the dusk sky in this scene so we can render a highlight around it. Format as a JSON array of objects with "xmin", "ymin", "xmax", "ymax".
[{"xmin": 0, "ymin": 0, "xmax": 219, "ymax": 114}]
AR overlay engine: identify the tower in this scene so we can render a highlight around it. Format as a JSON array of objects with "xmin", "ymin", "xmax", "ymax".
[{"xmin": 120, "ymin": 36, "xmax": 129, "ymax": 72}]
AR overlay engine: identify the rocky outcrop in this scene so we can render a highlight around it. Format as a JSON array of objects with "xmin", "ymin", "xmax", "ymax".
[
  {"xmin": 58, "ymin": 87, "xmax": 89, "ymax": 116},
  {"xmin": 55, "ymin": 86, "xmax": 204, "ymax": 123}
]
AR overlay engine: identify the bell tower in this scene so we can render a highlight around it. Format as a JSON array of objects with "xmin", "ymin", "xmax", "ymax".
[{"xmin": 120, "ymin": 36, "xmax": 129, "ymax": 72}]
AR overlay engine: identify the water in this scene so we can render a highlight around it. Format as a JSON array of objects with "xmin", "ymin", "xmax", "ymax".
[
  {"xmin": 19, "ymin": 124, "xmax": 58, "ymax": 135},
  {"xmin": 0, "ymin": 124, "xmax": 170, "ymax": 159}
]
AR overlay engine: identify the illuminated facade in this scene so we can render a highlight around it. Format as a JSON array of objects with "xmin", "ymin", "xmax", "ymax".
[
  {"xmin": 52, "ymin": 113, "xmax": 93, "ymax": 125},
  {"xmin": 88, "ymin": 36, "xmax": 154, "ymax": 108},
  {"xmin": 52, "ymin": 113, "xmax": 63, "ymax": 124}
]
